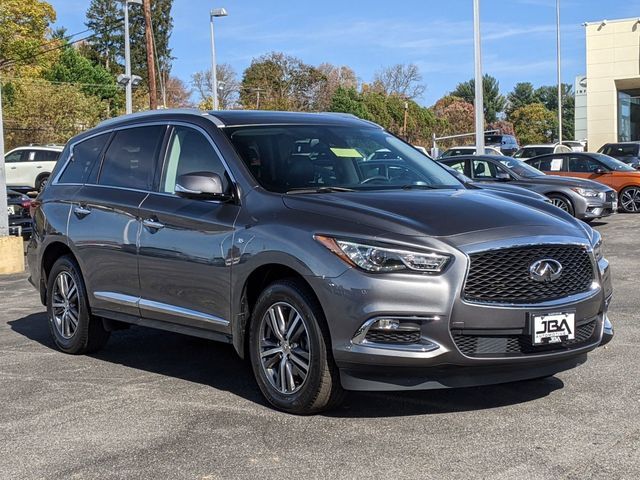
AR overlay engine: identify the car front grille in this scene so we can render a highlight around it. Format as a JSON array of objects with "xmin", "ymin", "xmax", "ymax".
[
  {"xmin": 464, "ymin": 245, "xmax": 594, "ymax": 304},
  {"xmin": 452, "ymin": 318, "xmax": 598, "ymax": 357}
]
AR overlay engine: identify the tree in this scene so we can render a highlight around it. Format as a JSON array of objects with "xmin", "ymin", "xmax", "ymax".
[
  {"xmin": 506, "ymin": 82, "xmax": 536, "ymax": 117},
  {"xmin": 43, "ymin": 45, "xmax": 118, "ymax": 103},
  {"xmin": 129, "ymin": 0, "xmax": 173, "ymax": 89},
  {"xmin": 3, "ymin": 79, "xmax": 105, "ymax": 149},
  {"xmin": 451, "ymin": 74, "xmax": 506, "ymax": 123},
  {"xmin": 164, "ymin": 76, "xmax": 192, "ymax": 108},
  {"xmin": 534, "ymin": 84, "xmax": 575, "ymax": 140},
  {"xmin": 191, "ymin": 64, "xmax": 239, "ymax": 110},
  {"xmin": 372, "ymin": 63, "xmax": 425, "ymax": 100},
  {"xmin": 432, "ymin": 96, "xmax": 475, "ymax": 146},
  {"xmin": 487, "ymin": 119, "xmax": 516, "ymax": 137},
  {"xmin": 239, "ymin": 52, "xmax": 325, "ymax": 111},
  {"xmin": 315, "ymin": 63, "xmax": 357, "ymax": 111},
  {"xmin": 85, "ymin": 0, "xmax": 123, "ymax": 72},
  {"xmin": 0, "ymin": 0, "xmax": 57, "ymax": 72},
  {"xmin": 328, "ymin": 87, "xmax": 370, "ymax": 120},
  {"xmin": 510, "ymin": 103, "xmax": 557, "ymax": 145}
]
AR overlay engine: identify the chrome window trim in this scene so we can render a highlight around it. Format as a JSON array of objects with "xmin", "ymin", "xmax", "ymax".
[
  {"xmin": 54, "ymin": 119, "xmax": 237, "ymax": 192},
  {"xmin": 93, "ymin": 291, "xmax": 229, "ymax": 327}
]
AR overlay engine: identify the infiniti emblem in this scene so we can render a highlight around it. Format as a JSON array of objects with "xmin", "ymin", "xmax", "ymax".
[{"xmin": 529, "ymin": 259, "xmax": 563, "ymax": 283}]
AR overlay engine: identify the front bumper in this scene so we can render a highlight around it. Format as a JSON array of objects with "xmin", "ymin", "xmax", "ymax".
[{"xmin": 309, "ymin": 244, "xmax": 613, "ymax": 392}]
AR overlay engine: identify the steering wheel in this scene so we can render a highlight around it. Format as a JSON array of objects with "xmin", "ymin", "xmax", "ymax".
[{"xmin": 360, "ymin": 175, "xmax": 390, "ymax": 184}]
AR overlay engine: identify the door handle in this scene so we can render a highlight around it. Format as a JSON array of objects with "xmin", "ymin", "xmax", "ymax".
[
  {"xmin": 10, "ymin": 166, "xmax": 16, "ymax": 169},
  {"xmin": 143, "ymin": 218, "xmax": 165, "ymax": 230},
  {"xmin": 36, "ymin": 166, "xmax": 43, "ymax": 169},
  {"xmin": 73, "ymin": 206, "xmax": 91, "ymax": 216}
]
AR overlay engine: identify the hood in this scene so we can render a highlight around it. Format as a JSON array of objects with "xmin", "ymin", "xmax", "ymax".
[
  {"xmin": 525, "ymin": 175, "xmax": 612, "ymax": 191},
  {"xmin": 283, "ymin": 189, "xmax": 587, "ymax": 241}
]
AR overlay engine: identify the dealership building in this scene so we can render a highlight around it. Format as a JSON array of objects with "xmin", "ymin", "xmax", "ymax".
[{"xmin": 576, "ymin": 17, "xmax": 640, "ymax": 151}]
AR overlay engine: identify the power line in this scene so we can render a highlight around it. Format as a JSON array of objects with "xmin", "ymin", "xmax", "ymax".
[{"xmin": 0, "ymin": 20, "xmax": 124, "ymax": 70}]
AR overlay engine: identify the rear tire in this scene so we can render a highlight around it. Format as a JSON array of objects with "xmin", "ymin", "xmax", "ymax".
[
  {"xmin": 249, "ymin": 279, "xmax": 344, "ymax": 414},
  {"xmin": 36, "ymin": 174, "xmax": 49, "ymax": 193},
  {"xmin": 46, "ymin": 255, "xmax": 110, "ymax": 354},
  {"xmin": 548, "ymin": 194, "xmax": 575, "ymax": 216}
]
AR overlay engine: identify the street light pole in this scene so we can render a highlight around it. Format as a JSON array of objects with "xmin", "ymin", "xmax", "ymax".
[
  {"xmin": 124, "ymin": 0, "xmax": 133, "ymax": 114},
  {"xmin": 0, "ymin": 80, "xmax": 8, "ymax": 237},
  {"xmin": 556, "ymin": 0, "xmax": 562, "ymax": 143},
  {"xmin": 210, "ymin": 8, "xmax": 228, "ymax": 111},
  {"xmin": 473, "ymin": 0, "xmax": 485, "ymax": 154}
]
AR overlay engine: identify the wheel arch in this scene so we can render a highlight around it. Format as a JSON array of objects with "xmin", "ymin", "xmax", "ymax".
[
  {"xmin": 40, "ymin": 241, "xmax": 76, "ymax": 305},
  {"xmin": 233, "ymin": 262, "xmax": 324, "ymax": 359}
]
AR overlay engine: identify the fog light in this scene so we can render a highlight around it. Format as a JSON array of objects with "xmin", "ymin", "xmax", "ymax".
[{"xmin": 373, "ymin": 319, "xmax": 400, "ymax": 330}]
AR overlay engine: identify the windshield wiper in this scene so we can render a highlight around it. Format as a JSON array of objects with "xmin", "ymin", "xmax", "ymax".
[{"xmin": 286, "ymin": 186, "xmax": 356, "ymax": 194}]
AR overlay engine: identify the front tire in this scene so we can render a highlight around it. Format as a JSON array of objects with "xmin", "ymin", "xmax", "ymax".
[
  {"xmin": 249, "ymin": 279, "xmax": 344, "ymax": 414},
  {"xmin": 619, "ymin": 186, "xmax": 640, "ymax": 213},
  {"xmin": 548, "ymin": 194, "xmax": 575, "ymax": 216},
  {"xmin": 46, "ymin": 255, "xmax": 110, "ymax": 354}
]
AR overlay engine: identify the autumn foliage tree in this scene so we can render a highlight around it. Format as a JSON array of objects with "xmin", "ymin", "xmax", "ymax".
[{"xmin": 510, "ymin": 103, "xmax": 557, "ymax": 145}]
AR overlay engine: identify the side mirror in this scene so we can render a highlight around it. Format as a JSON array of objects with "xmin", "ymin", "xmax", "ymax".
[
  {"xmin": 496, "ymin": 172, "xmax": 511, "ymax": 181},
  {"xmin": 175, "ymin": 172, "xmax": 232, "ymax": 201},
  {"xmin": 593, "ymin": 167, "xmax": 606, "ymax": 174}
]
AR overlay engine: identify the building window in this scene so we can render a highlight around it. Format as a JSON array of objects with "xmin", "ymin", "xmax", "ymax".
[{"xmin": 618, "ymin": 89, "xmax": 640, "ymax": 142}]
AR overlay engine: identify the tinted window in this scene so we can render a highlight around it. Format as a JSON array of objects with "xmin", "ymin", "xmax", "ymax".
[
  {"xmin": 514, "ymin": 147, "xmax": 554, "ymax": 158},
  {"xmin": 35, "ymin": 150, "xmax": 60, "ymax": 162},
  {"xmin": 528, "ymin": 156, "xmax": 564, "ymax": 172},
  {"xmin": 484, "ymin": 135, "xmax": 502, "ymax": 145},
  {"xmin": 161, "ymin": 126, "xmax": 228, "ymax": 194},
  {"xmin": 498, "ymin": 158, "xmax": 544, "ymax": 177},
  {"xmin": 225, "ymin": 125, "xmax": 461, "ymax": 193},
  {"xmin": 589, "ymin": 153, "xmax": 635, "ymax": 171},
  {"xmin": 568, "ymin": 155, "xmax": 602, "ymax": 173},
  {"xmin": 60, "ymin": 134, "xmax": 110, "ymax": 184},
  {"xmin": 599, "ymin": 144, "xmax": 639, "ymax": 157},
  {"xmin": 472, "ymin": 160, "xmax": 500, "ymax": 179},
  {"xmin": 99, "ymin": 126, "xmax": 165, "ymax": 190},
  {"xmin": 5, "ymin": 151, "xmax": 24, "ymax": 163}
]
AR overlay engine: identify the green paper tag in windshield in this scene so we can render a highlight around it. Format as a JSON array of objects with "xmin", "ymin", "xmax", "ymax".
[{"xmin": 330, "ymin": 148, "xmax": 362, "ymax": 158}]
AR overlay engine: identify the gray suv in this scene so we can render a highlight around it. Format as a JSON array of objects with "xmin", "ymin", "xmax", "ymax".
[{"xmin": 27, "ymin": 110, "xmax": 614, "ymax": 414}]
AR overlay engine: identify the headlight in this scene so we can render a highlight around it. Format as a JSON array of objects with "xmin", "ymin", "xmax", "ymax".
[
  {"xmin": 314, "ymin": 235, "xmax": 451, "ymax": 273},
  {"xmin": 571, "ymin": 187, "xmax": 600, "ymax": 198},
  {"xmin": 592, "ymin": 230, "xmax": 603, "ymax": 260}
]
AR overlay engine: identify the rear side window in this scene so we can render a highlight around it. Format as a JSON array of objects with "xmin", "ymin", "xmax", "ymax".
[
  {"xmin": 60, "ymin": 134, "xmax": 110, "ymax": 184},
  {"xmin": 600, "ymin": 144, "xmax": 639, "ymax": 157},
  {"xmin": 99, "ymin": 126, "xmax": 165, "ymax": 190},
  {"xmin": 35, "ymin": 150, "xmax": 60, "ymax": 162}
]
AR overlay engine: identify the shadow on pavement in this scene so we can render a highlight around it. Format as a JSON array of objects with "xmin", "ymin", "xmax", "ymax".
[{"xmin": 9, "ymin": 312, "xmax": 564, "ymax": 417}]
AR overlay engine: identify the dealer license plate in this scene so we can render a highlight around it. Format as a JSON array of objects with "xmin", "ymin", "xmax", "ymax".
[{"xmin": 532, "ymin": 312, "xmax": 575, "ymax": 345}]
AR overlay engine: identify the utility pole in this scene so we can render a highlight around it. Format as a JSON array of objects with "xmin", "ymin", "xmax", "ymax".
[
  {"xmin": 143, "ymin": 0, "xmax": 158, "ymax": 110},
  {"xmin": 473, "ymin": 0, "xmax": 485, "ymax": 155},
  {"xmin": 0, "ymin": 80, "xmax": 8, "ymax": 237},
  {"xmin": 210, "ymin": 8, "xmax": 228, "ymax": 110},
  {"xmin": 556, "ymin": 0, "xmax": 562, "ymax": 143},
  {"xmin": 123, "ymin": 0, "xmax": 133, "ymax": 114}
]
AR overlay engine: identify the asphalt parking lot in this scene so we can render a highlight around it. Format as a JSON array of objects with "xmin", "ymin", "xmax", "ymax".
[{"xmin": 1, "ymin": 215, "xmax": 639, "ymax": 480}]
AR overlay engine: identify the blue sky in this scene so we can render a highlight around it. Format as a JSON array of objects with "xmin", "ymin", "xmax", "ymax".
[{"xmin": 50, "ymin": 0, "xmax": 640, "ymax": 106}]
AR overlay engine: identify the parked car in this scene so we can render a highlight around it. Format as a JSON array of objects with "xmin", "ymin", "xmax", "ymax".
[
  {"xmin": 514, "ymin": 144, "xmax": 572, "ymax": 160},
  {"xmin": 484, "ymin": 134, "xmax": 519, "ymax": 156},
  {"xmin": 4, "ymin": 144, "xmax": 64, "ymax": 193},
  {"xmin": 563, "ymin": 141, "xmax": 586, "ymax": 152},
  {"xmin": 597, "ymin": 142, "xmax": 640, "ymax": 169},
  {"xmin": 526, "ymin": 152, "xmax": 640, "ymax": 213},
  {"xmin": 439, "ymin": 146, "xmax": 503, "ymax": 158},
  {"xmin": 7, "ymin": 188, "xmax": 32, "ymax": 238},
  {"xmin": 440, "ymin": 155, "xmax": 617, "ymax": 221},
  {"xmin": 28, "ymin": 109, "xmax": 613, "ymax": 414}
]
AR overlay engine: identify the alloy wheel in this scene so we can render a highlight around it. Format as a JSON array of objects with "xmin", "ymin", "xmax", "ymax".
[
  {"xmin": 259, "ymin": 302, "xmax": 311, "ymax": 395},
  {"xmin": 621, "ymin": 187, "xmax": 640, "ymax": 212},
  {"xmin": 51, "ymin": 271, "xmax": 79, "ymax": 339},
  {"xmin": 550, "ymin": 197, "xmax": 570, "ymax": 212}
]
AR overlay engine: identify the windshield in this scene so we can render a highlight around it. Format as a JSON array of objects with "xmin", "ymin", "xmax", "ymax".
[
  {"xmin": 591, "ymin": 153, "xmax": 636, "ymax": 171},
  {"xmin": 224, "ymin": 125, "xmax": 462, "ymax": 193},
  {"xmin": 598, "ymin": 144, "xmax": 639, "ymax": 157},
  {"xmin": 498, "ymin": 158, "xmax": 545, "ymax": 177},
  {"xmin": 514, "ymin": 147, "xmax": 553, "ymax": 158}
]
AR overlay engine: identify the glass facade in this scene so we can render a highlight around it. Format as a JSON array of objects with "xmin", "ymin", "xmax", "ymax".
[{"xmin": 618, "ymin": 89, "xmax": 640, "ymax": 142}]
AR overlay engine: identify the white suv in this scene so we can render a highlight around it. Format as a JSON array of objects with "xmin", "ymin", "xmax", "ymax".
[{"xmin": 4, "ymin": 145, "xmax": 64, "ymax": 192}]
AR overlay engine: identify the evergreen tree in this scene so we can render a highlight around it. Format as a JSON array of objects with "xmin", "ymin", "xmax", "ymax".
[{"xmin": 85, "ymin": 0, "xmax": 123, "ymax": 72}]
